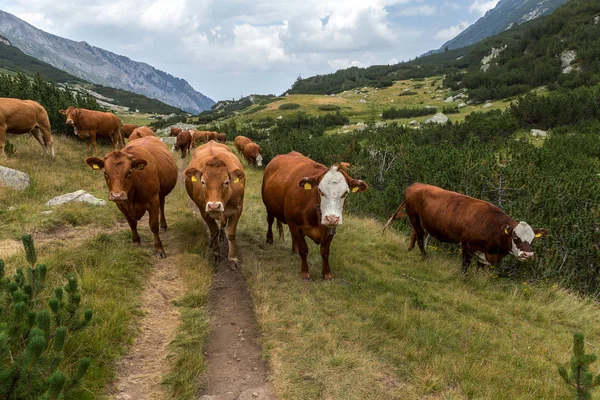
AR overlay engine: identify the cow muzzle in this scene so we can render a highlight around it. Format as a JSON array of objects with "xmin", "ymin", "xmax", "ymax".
[
  {"xmin": 66, "ymin": 119, "xmax": 74, "ymax": 125},
  {"xmin": 518, "ymin": 251, "xmax": 534, "ymax": 261},
  {"xmin": 323, "ymin": 214, "xmax": 341, "ymax": 227},
  {"xmin": 206, "ymin": 202, "xmax": 224, "ymax": 213},
  {"xmin": 109, "ymin": 191, "xmax": 128, "ymax": 202}
]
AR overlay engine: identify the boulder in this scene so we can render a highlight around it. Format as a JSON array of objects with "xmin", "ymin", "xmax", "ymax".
[
  {"xmin": 424, "ymin": 113, "xmax": 448, "ymax": 125},
  {"xmin": 45, "ymin": 190, "xmax": 106, "ymax": 207},
  {"xmin": 359, "ymin": 99, "xmax": 367, "ymax": 104},
  {"xmin": 160, "ymin": 137, "xmax": 177, "ymax": 147},
  {"xmin": 531, "ymin": 129, "xmax": 548, "ymax": 137},
  {"xmin": 444, "ymin": 96, "xmax": 454, "ymax": 103},
  {"xmin": 409, "ymin": 120, "xmax": 419, "ymax": 126},
  {"xmin": 482, "ymin": 103, "xmax": 492, "ymax": 108},
  {"xmin": 457, "ymin": 102, "xmax": 467, "ymax": 109},
  {"xmin": 355, "ymin": 123, "xmax": 367, "ymax": 131},
  {"xmin": 0, "ymin": 166, "xmax": 30, "ymax": 191}
]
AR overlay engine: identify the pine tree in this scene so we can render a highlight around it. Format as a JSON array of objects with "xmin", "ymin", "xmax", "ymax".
[{"xmin": 559, "ymin": 332, "xmax": 600, "ymax": 400}]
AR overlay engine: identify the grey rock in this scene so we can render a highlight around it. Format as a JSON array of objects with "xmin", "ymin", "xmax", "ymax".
[
  {"xmin": 0, "ymin": 166, "xmax": 30, "ymax": 190},
  {"xmin": 457, "ymin": 102, "xmax": 467, "ymax": 109},
  {"xmin": 531, "ymin": 129, "xmax": 548, "ymax": 137},
  {"xmin": 482, "ymin": 103, "xmax": 493, "ymax": 108},
  {"xmin": 358, "ymin": 99, "xmax": 367, "ymax": 104},
  {"xmin": 45, "ymin": 190, "xmax": 106, "ymax": 206},
  {"xmin": 424, "ymin": 113, "xmax": 448, "ymax": 125},
  {"xmin": 159, "ymin": 137, "xmax": 177, "ymax": 147},
  {"xmin": 40, "ymin": 210, "xmax": 53, "ymax": 215},
  {"xmin": 355, "ymin": 122, "xmax": 367, "ymax": 131},
  {"xmin": 444, "ymin": 96, "xmax": 454, "ymax": 103},
  {"xmin": 409, "ymin": 120, "xmax": 419, "ymax": 126}
]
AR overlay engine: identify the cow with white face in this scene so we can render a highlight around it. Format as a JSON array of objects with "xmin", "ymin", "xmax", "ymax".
[
  {"xmin": 262, "ymin": 151, "xmax": 368, "ymax": 280},
  {"xmin": 384, "ymin": 183, "xmax": 548, "ymax": 273}
]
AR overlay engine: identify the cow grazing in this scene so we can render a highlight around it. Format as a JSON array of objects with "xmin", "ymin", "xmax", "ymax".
[
  {"xmin": 128, "ymin": 126, "xmax": 155, "ymax": 142},
  {"xmin": 121, "ymin": 124, "xmax": 138, "ymax": 138},
  {"xmin": 216, "ymin": 133, "xmax": 227, "ymax": 143},
  {"xmin": 242, "ymin": 142, "xmax": 263, "ymax": 167},
  {"xmin": 208, "ymin": 131, "xmax": 218, "ymax": 141},
  {"xmin": 262, "ymin": 151, "xmax": 368, "ymax": 280},
  {"xmin": 234, "ymin": 135, "xmax": 252, "ymax": 153},
  {"xmin": 60, "ymin": 107, "xmax": 123, "ymax": 153},
  {"xmin": 174, "ymin": 130, "xmax": 192, "ymax": 158},
  {"xmin": 0, "ymin": 98, "xmax": 54, "ymax": 159},
  {"xmin": 191, "ymin": 130, "xmax": 209, "ymax": 147},
  {"xmin": 384, "ymin": 183, "xmax": 548, "ymax": 273},
  {"xmin": 85, "ymin": 136, "xmax": 177, "ymax": 257},
  {"xmin": 170, "ymin": 127, "xmax": 183, "ymax": 137},
  {"xmin": 184, "ymin": 140, "xmax": 245, "ymax": 270}
]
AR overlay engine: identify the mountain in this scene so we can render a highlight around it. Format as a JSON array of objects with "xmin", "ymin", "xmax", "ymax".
[
  {"xmin": 0, "ymin": 10, "xmax": 214, "ymax": 114},
  {"xmin": 0, "ymin": 38, "xmax": 186, "ymax": 114},
  {"xmin": 437, "ymin": 0, "xmax": 569, "ymax": 52}
]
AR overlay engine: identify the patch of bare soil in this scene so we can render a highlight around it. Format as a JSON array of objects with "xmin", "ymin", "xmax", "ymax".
[
  {"xmin": 110, "ymin": 226, "xmax": 186, "ymax": 400},
  {"xmin": 0, "ymin": 223, "xmax": 127, "ymax": 259}
]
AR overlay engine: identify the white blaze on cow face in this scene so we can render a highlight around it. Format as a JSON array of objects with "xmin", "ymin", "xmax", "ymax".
[
  {"xmin": 318, "ymin": 166, "xmax": 350, "ymax": 227},
  {"xmin": 256, "ymin": 154, "xmax": 263, "ymax": 167},
  {"xmin": 510, "ymin": 221, "xmax": 536, "ymax": 260}
]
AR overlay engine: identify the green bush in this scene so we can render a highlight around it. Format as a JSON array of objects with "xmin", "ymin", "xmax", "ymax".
[
  {"xmin": 0, "ymin": 235, "xmax": 92, "ymax": 399},
  {"xmin": 278, "ymin": 103, "xmax": 301, "ymax": 110},
  {"xmin": 317, "ymin": 104, "xmax": 341, "ymax": 112},
  {"xmin": 382, "ymin": 106, "xmax": 437, "ymax": 120}
]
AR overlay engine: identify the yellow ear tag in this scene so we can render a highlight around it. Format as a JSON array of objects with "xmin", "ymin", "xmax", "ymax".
[
  {"xmin": 92, "ymin": 164, "xmax": 100, "ymax": 170},
  {"xmin": 304, "ymin": 183, "xmax": 312, "ymax": 190},
  {"xmin": 234, "ymin": 177, "xmax": 240, "ymax": 183},
  {"xmin": 535, "ymin": 233, "xmax": 542, "ymax": 238},
  {"xmin": 352, "ymin": 186, "xmax": 359, "ymax": 193},
  {"xmin": 191, "ymin": 176, "xmax": 197, "ymax": 182},
  {"xmin": 504, "ymin": 228, "xmax": 510, "ymax": 235}
]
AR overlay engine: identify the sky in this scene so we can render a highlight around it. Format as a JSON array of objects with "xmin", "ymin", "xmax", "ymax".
[{"xmin": 0, "ymin": 0, "xmax": 499, "ymax": 102}]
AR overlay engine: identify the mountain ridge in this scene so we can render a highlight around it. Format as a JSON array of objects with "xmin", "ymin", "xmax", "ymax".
[{"xmin": 0, "ymin": 10, "xmax": 214, "ymax": 114}]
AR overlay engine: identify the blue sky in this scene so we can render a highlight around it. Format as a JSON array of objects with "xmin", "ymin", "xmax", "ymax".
[{"xmin": 0, "ymin": 0, "xmax": 499, "ymax": 101}]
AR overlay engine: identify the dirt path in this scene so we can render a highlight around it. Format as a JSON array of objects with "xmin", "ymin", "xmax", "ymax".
[{"xmin": 111, "ymin": 222, "xmax": 186, "ymax": 400}]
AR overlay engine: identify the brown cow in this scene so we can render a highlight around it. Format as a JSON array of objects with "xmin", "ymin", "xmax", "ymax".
[
  {"xmin": 262, "ymin": 151, "xmax": 368, "ymax": 280},
  {"xmin": 234, "ymin": 135, "xmax": 252, "ymax": 153},
  {"xmin": 60, "ymin": 107, "xmax": 123, "ymax": 153},
  {"xmin": 207, "ymin": 131, "xmax": 218, "ymax": 141},
  {"xmin": 170, "ymin": 127, "xmax": 183, "ymax": 137},
  {"xmin": 174, "ymin": 130, "xmax": 192, "ymax": 158},
  {"xmin": 128, "ymin": 126, "xmax": 155, "ymax": 142},
  {"xmin": 242, "ymin": 142, "xmax": 263, "ymax": 167},
  {"xmin": 184, "ymin": 140, "xmax": 245, "ymax": 270},
  {"xmin": 216, "ymin": 133, "xmax": 227, "ymax": 143},
  {"xmin": 0, "ymin": 98, "xmax": 54, "ymax": 158},
  {"xmin": 191, "ymin": 130, "xmax": 209, "ymax": 147},
  {"xmin": 384, "ymin": 183, "xmax": 548, "ymax": 273},
  {"xmin": 121, "ymin": 124, "xmax": 138, "ymax": 138},
  {"xmin": 85, "ymin": 136, "xmax": 177, "ymax": 258}
]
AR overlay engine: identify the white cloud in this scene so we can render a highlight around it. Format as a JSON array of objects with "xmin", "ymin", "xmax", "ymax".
[
  {"xmin": 469, "ymin": 0, "xmax": 499, "ymax": 17},
  {"xmin": 328, "ymin": 59, "xmax": 362, "ymax": 70},
  {"xmin": 396, "ymin": 5, "xmax": 436, "ymax": 16},
  {"xmin": 434, "ymin": 21, "xmax": 469, "ymax": 41}
]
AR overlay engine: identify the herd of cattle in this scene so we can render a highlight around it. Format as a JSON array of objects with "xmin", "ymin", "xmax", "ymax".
[{"xmin": 0, "ymin": 97, "xmax": 548, "ymax": 279}]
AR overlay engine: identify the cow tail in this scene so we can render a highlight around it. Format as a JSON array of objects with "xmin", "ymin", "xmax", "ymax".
[
  {"xmin": 118, "ymin": 129, "xmax": 125, "ymax": 148},
  {"xmin": 383, "ymin": 201, "xmax": 406, "ymax": 233},
  {"xmin": 276, "ymin": 219, "xmax": 284, "ymax": 242}
]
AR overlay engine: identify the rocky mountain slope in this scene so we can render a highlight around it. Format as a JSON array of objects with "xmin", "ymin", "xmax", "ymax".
[
  {"xmin": 0, "ymin": 10, "xmax": 214, "ymax": 114},
  {"xmin": 437, "ymin": 0, "xmax": 569, "ymax": 51}
]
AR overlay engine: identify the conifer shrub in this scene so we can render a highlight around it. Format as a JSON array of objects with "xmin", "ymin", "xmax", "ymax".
[
  {"xmin": 278, "ymin": 103, "xmax": 301, "ymax": 110},
  {"xmin": 0, "ymin": 234, "xmax": 92, "ymax": 399},
  {"xmin": 559, "ymin": 332, "xmax": 600, "ymax": 400}
]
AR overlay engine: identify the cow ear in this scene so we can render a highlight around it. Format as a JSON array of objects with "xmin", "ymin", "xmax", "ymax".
[
  {"xmin": 59, "ymin": 109, "xmax": 66, "ymax": 115},
  {"xmin": 502, "ymin": 224, "xmax": 512, "ymax": 235},
  {"xmin": 533, "ymin": 228, "xmax": 548, "ymax": 238},
  {"xmin": 348, "ymin": 179, "xmax": 368, "ymax": 193},
  {"xmin": 131, "ymin": 159, "xmax": 147, "ymax": 170},
  {"xmin": 184, "ymin": 167, "xmax": 201, "ymax": 182},
  {"xmin": 85, "ymin": 157, "xmax": 104, "ymax": 170},
  {"xmin": 230, "ymin": 169, "xmax": 245, "ymax": 184},
  {"xmin": 298, "ymin": 177, "xmax": 317, "ymax": 190}
]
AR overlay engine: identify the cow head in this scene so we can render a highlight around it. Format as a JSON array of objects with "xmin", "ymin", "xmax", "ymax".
[
  {"xmin": 502, "ymin": 221, "xmax": 548, "ymax": 261},
  {"xmin": 85, "ymin": 151, "xmax": 147, "ymax": 202},
  {"xmin": 184, "ymin": 157, "xmax": 245, "ymax": 217},
  {"xmin": 59, "ymin": 107, "xmax": 79, "ymax": 127},
  {"xmin": 298, "ymin": 165, "xmax": 368, "ymax": 227}
]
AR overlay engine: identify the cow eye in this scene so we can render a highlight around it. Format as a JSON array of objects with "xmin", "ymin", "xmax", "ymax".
[
  {"xmin": 224, "ymin": 181, "xmax": 229, "ymax": 186},
  {"xmin": 201, "ymin": 180, "xmax": 206, "ymax": 186},
  {"xmin": 126, "ymin": 171, "xmax": 132, "ymax": 177}
]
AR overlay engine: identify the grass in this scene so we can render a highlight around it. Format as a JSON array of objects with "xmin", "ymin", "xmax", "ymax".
[
  {"xmin": 234, "ymin": 164, "xmax": 600, "ymax": 399},
  {"xmin": 0, "ymin": 137, "xmax": 212, "ymax": 399},
  {"xmin": 216, "ymin": 77, "xmax": 513, "ymax": 129}
]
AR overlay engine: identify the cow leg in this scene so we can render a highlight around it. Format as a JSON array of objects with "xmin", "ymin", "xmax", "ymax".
[
  {"xmin": 290, "ymin": 227, "xmax": 310, "ymax": 280},
  {"xmin": 38, "ymin": 121, "xmax": 55, "ymax": 158},
  {"xmin": 0, "ymin": 126, "xmax": 7, "ymax": 158},
  {"xmin": 159, "ymin": 196, "xmax": 168, "ymax": 232},
  {"xmin": 90, "ymin": 133, "xmax": 98, "ymax": 154},
  {"xmin": 202, "ymin": 214, "xmax": 221, "ymax": 260},
  {"xmin": 461, "ymin": 242, "xmax": 472, "ymax": 274},
  {"xmin": 225, "ymin": 211, "xmax": 242, "ymax": 271},
  {"xmin": 30, "ymin": 127, "xmax": 46, "ymax": 154},
  {"xmin": 408, "ymin": 229, "xmax": 417, "ymax": 251},
  {"xmin": 119, "ymin": 205, "xmax": 141, "ymax": 246},
  {"xmin": 320, "ymin": 234, "xmax": 335, "ymax": 280},
  {"xmin": 149, "ymin": 200, "xmax": 166, "ymax": 258},
  {"xmin": 266, "ymin": 213, "xmax": 275, "ymax": 244}
]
